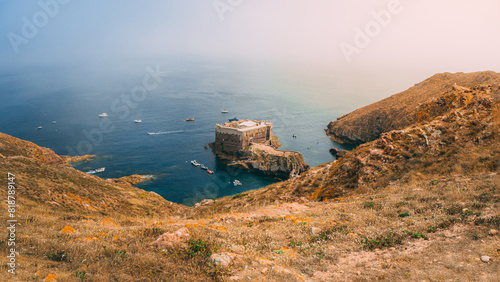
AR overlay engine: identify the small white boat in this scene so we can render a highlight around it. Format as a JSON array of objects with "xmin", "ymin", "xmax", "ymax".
[
  {"xmin": 191, "ymin": 160, "xmax": 201, "ymax": 166},
  {"xmin": 134, "ymin": 119, "xmax": 142, "ymax": 123},
  {"xmin": 37, "ymin": 126, "xmax": 43, "ymax": 130},
  {"xmin": 86, "ymin": 167, "xmax": 105, "ymax": 174},
  {"xmin": 98, "ymin": 113, "xmax": 108, "ymax": 117},
  {"xmin": 221, "ymin": 109, "xmax": 229, "ymax": 113},
  {"xmin": 233, "ymin": 180, "xmax": 242, "ymax": 186},
  {"xmin": 200, "ymin": 164, "xmax": 208, "ymax": 170},
  {"xmin": 52, "ymin": 121, "xmax": 56, "ymax": 124}
]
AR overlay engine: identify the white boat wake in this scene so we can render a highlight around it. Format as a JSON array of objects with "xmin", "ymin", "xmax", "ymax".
[{"xmin": 147, "ymin": 130, "xmax": 184, "ymax": 135}]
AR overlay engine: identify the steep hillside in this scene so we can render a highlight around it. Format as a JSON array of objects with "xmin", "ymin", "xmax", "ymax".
[
  {"xmin": 1, "ymin": 128, "xmax": 498, "ymax": 281},
  {"xmin": 0, "ymin": 132, "xmax": 186, "ymax": 218},
  {"xmin": 327, "ymin": 71, "xmax": 500, "ymax": 144},
  {"xmin": 253, "ymin": 84, "xmax": 500, "ymax": 202}
]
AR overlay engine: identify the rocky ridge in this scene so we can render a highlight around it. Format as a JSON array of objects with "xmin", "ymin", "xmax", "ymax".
[
  {"xmin": 228, "ymin": 143, "xmax": 309, "ymax": 178},
  {"xmin": 212, "ymin": 138, "xmax": 309, "ymax": 179},
  {"xmin": 327, "ymin": 71, "xmax": 500, "ymax": 144},
  {"xmin": 278, "ymin": 84, "xmax": 500, "ymax": 201}
]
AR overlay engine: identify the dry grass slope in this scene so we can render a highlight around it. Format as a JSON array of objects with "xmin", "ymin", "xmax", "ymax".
[{"xmin": 327, "ymin": 71, "xmax": 500, "ymax": 144}]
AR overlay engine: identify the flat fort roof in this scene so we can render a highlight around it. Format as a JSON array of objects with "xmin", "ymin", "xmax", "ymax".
[
  {"xmin": 239, "ymin": 121, "xmax": 257, "ymax": 127},
  {"xmin": 217, "ymin": 119, "xmax": 271, "ymax": 132}
]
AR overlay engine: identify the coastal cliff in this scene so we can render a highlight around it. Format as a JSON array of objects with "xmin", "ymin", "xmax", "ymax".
[
  {"xmin": 0, "ymin": 132, "xmax": 186, "ymax": 217},
  {"xmin": 228, "ymin": 143, "xmax": 309, "ymax": 178},
  {"xmin": 282, "ymin": 82, "xmax": 500, "ymax": 201},
  {"xmin": 326, "ymin": 71, "xmax": 500, "ymax": 144}
]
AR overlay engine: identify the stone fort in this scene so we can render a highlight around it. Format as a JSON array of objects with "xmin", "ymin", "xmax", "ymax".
[{"xmin": 214, "ymin": 119, "xmax": 272, "ymax": 154}]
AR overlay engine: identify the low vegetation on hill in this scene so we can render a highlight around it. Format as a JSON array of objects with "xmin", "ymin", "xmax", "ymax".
[
  {"xmin": 327, "ymin": 71, "xmax": 500, "ymax": 144},
  {"xmin": 0, "ymin": 72, "xmax": 499, "ymax": 281}
]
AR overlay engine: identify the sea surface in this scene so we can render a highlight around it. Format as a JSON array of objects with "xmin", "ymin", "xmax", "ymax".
[{"xmin": 0, "ymin": 58, "xmax": 421, "ymax": 205}]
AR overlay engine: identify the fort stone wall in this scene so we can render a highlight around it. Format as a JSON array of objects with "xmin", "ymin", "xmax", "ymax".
[{"xmin": 214, "ymin": 120, "xmax": 272, "ymax": 154}]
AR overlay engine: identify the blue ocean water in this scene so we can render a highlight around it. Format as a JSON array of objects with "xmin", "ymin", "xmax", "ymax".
[{"xmin": 0, "ymin": 58, "xmax": 400, "ymax": 206}]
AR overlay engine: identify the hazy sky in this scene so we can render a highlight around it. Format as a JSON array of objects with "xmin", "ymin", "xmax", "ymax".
[{"xmin": 1, "ymin": 0, "xmax": 499, "ymax": 73}]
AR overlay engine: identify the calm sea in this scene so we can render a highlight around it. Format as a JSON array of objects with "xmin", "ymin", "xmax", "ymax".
[{"xmin": 0, "ymin": 58, "xmax": 415, "ymax": 205}]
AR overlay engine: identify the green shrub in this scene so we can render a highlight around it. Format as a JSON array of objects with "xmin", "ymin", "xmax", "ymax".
[
  {"xmin": 47, "ymin": 250, "xmax": 66, "ymax": 261},
  {"xmin": 410, "ymin": 232, "xmax": 428, "ymax": 239},
  {"xmin": 76, "ymin": 270, "xmax": 87, "ymax": 280},
  {"xmin": 115, "ymin": 249, "xmax": 127, "ymax": 260},
  {"xmin": 361, "ymin": 232, "xmax": 403, "ymax": 250},
  {"xmin": 363, "ymin": 201, "xmax": 375, "ymax": 208},
  {"xmin": 232, "ymin": 193, "xmax": 246, "ymax": 199},
  {"xmin": 186, "ymin": 238, "xmax": 212, "ymax": 257}
]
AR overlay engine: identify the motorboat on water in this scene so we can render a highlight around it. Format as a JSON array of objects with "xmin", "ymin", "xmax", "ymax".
[
  {"xmin": 99, "ymin": 113, "xmax": 108, "ymax": 117},
  {"xmin": 134, "ymin": 119, "xmax": 142, "ymax": 123},
  {"xmin": 228, "ymin": 117, "xmax": 238, "ymax": 122},
  {"xmin": 52, "ymin": 121, "xmax": 56, "ymax": 124},
  {"xmin": 86, "ymin": 167, "xmax": 105, "ymax": 174},
  {"xmin": 191, "ymin": 160, "xmax": 201, "ymax": 166},
  {"xmin": 186, "ymin": 118, "xmax": 195, "ymax": 121},
  {"xmin": 200, "ymin": 164, "xmax": 208, "ymax": 170},
  {"xmin": 233, "ymin": 180, "xmax": 242, "ymax": 186},
  {"xmin": 37, "ymin": 126, "xmax": 42, "ymax": 130},
  {"xmin": 207, "ymin": 169, "xmax": 214, "ymax": 174}
]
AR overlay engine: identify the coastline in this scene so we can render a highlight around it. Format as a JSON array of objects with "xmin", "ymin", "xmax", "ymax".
[
  {"xmin": 107, "ymin": 174, "xmax": 155, "ymax": 185},
  {"xmin": 63, "ymin": 154, "xmax": 95, "ymax": 164}
]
